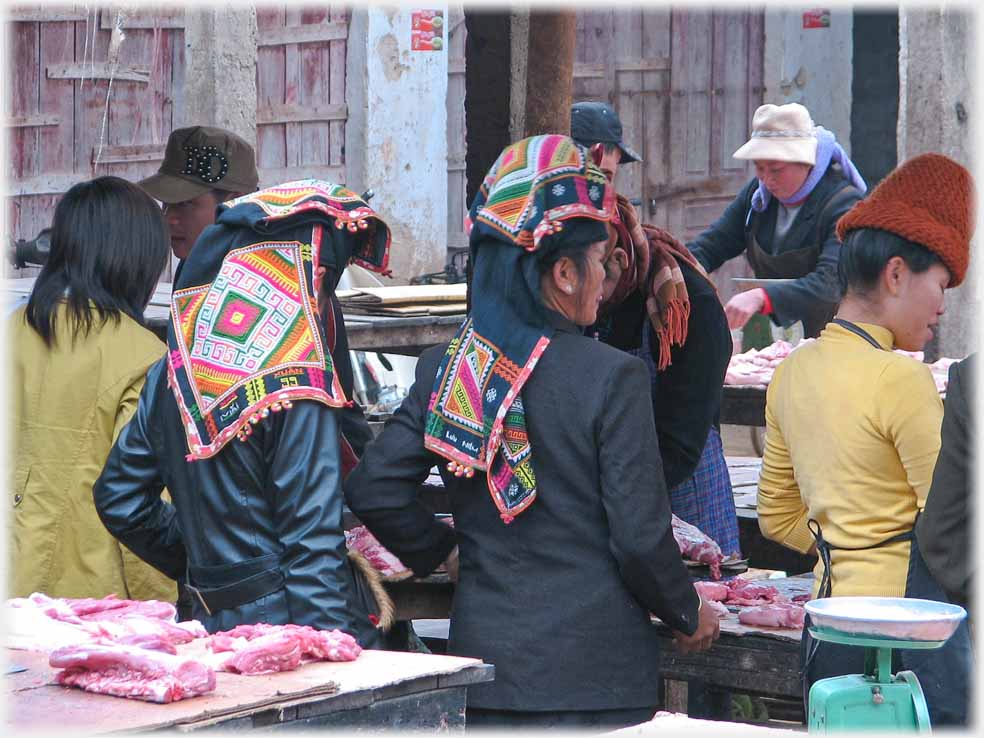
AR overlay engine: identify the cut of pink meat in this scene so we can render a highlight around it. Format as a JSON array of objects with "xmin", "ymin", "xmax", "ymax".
[
  {"xmin": 694, "ymin": 581, "xmax": 729, "ymax": 602},
  {"xmin": 224, "ymin": 632, "xmax": 302, "ymax": 675},
  {"xmin": 706, "ymin": 600, "xmax": 730, "ymax": 618},
  {"xmin": 791, "ymin": 594, "xmax": 812, "ymax": 604},
  {"xmin": 738, "ymin": 603, "xmax": 806, "ymax": 629},
  {"xmin": 77, "ymin": 599, "xmax": 177, "ymax": 622},
  {"xmin": 49, "ymin": 642, "xmax": 215, "ymax": 703},
  {"xmin": 724, "ymin": 579, "xmax": 787, "ymax": 606},
  {"xmin": 345, "ymin": 525, "xmax": 410, "ymax": 578},
  {"xmin": 208, "ymin": 623, "xmax": 362, "ymax": 675},
  {"xmin": 63, "ymin": 595, "xmax": 129, "ymax": 617},
  {"xmin": 671, "ymin": 515, "xmax": 724, "ymax": 580},
  {"xmin": 114, "ymin": 634, "xmax": 178, "ymax": 655}
]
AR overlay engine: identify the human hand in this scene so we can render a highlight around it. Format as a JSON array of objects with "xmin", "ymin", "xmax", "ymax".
[
  {"xmin": 671, "ymin": 597, "xmax": 721, "ymax": 654},
  {"xmin": 724, "ymin": 288, "xmax": 767, "ymax": 329},
  {"xmin": 444, "ymin": 546, "xmax": 460, "ymax": 583}
]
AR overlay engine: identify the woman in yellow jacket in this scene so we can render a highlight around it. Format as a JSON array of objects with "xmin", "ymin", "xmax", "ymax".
[
  {"xmin": 757, "ymin": 154, "xmax": 974, "ymax": 727},
  {"xmin": 10, "ymin": 176, "xmax": 174, "ymax": 602}
]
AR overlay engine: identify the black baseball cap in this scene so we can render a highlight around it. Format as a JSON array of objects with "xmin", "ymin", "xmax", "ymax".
[
  {"xmin": 570, "ymin": 101, "xmax": 642, "ymax": 164},
  {"xmin": 139, "ymin": 126, "xmax": 259, "ymax": 204}
]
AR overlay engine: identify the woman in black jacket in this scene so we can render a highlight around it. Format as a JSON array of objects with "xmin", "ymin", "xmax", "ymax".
[
  {"xmin": 94, "ymin": 182, "xmax": 392, "ymax": 646},
  {"xmin": 346, "ymin": 135, "xmax": 719, "ymax": 729},
  {"xmin": 687, "ymin": 102, "xmax": 866, "ymax": 338}
]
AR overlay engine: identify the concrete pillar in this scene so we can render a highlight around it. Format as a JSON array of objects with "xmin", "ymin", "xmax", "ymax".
[
  {"xmin": 508, "ymin": 10, "xmax": 529, "ymax": 143},
  {"xmin": 523, "ymin": 11, "xmax": 577, "ymax": 138},
  {"xmin": 182, "ymin": 4, "xmax": 258, "ymax": 148},
  {"xmin": 898, "ymin": 7, "xmax": 977, "ymax": 358},
  {"xmin": 762, "ymin": 7, "xmax": 853, "ymax": 149},
  {"xmin": 351, "ymin": 5, "xmax": 448, "ymax": 284}
]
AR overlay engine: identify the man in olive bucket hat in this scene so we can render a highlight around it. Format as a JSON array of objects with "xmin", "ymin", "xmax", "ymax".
[
  {"xmin": 139, "ymin": 133, "xmax": 384, "ymax": 626},
  {"xmin": 95, "ymin": 182, "xmax": 399, "ymax": 647},
  {"xmin": 139, "ymin": 126, "xmax": 260, "ymax": 265}
]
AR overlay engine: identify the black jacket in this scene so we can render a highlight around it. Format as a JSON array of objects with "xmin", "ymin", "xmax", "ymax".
[
  {"xmin": 346, "ymin": 316, "xmax": 699, "ymax": 711},
  {"xmin": 93, "ymin": 359, "xmax": 382, "ymax": 647},
  {"xmin": 687, "ymin": 165, "xmax": 862, "ymax": 332},
  {"xmin": 915, "ymin": 355, "xmax": 975, "ymax": 611},
  {"xmin": 595, "ymin": 260, "xmax": 732, "ymax": 487}
]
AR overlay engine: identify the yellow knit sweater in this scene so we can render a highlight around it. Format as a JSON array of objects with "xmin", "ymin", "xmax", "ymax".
[{"xmin": 757, "ymin": 321, "xmax": 943, "ymax": 598}]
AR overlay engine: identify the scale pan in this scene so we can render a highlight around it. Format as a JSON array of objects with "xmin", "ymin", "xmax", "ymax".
[{"xmin": 805, "ymin": 597, "xmax": 966, "ymax": 642}]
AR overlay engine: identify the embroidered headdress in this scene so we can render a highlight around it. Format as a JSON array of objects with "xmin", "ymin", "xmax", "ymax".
[
  {"xmin": 167, "ymin": 180, "xmax": 390, "ymax": 460},
  {"xmin": 424, "ymin": 135, "xmax": 614, "ymax": 523}
]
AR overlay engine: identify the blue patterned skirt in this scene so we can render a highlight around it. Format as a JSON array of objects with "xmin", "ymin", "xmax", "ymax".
[{"xmin": 669, "ymin": 426, "xmax": 742, "ymax": 558}]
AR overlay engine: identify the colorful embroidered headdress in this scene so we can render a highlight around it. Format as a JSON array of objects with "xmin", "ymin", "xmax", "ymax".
[
  {"xmin": 424, "ymin": 135, "xmax": 614, "ymax": 523},
  {"xmin": 167, "ymin": 180, "xmax": 391, "ymax": 460}
]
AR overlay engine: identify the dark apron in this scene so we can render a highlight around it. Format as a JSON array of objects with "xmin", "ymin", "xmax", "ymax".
[{"xmin": 744, "ymin": 188, "xmax": 856, "ymax": 338}]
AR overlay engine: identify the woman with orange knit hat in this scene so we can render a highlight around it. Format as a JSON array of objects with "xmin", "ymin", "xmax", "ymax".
[{"xmin": 756, "ymin": 152, "xmax": 974, "ymax": 727}]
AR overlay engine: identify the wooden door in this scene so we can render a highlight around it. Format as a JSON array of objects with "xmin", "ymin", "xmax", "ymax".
[
  {"xmin": 254, "ymin": 7, "xmax": 349, "ymax": 187},
  {"xmin": 5, "ymin": 5, "xmax": 184, "ymax": 278},
  {"xmin": 574, "ymin": 6, "xmax": 765, "ymax": 302}
]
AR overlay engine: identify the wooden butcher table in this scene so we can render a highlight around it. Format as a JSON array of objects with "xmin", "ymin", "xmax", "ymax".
[
  {"xmin": 3, "ymin": 278, "xmax": 463, "ymax": 356},
  {"xmin": 652, "ymin": 573, "xmax": 813, "ymax": 723},
  {"xmin": 5, "ymin": 648, "xmax": 493, "ymax": 732}
]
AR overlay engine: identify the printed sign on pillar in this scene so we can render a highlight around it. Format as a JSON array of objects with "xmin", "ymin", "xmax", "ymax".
[
  {"xmin": 412, "ymin": 9, "xmax": 444, "ymax": 50},
  {"xmin": 802, "ymin": 9, "xmax": 831, "ymax": 29}
]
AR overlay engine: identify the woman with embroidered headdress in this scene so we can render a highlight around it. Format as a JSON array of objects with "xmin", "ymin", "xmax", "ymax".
[
  {"xmin": 346, "ymin": 135, "xmax": 720, "ymax": 728},
  {"xmin": 94, "ymin": 182, "xmax": 393, "ymax": 645},
  {"xmin": 688, "ymin": 102, "xmax": 867, "ymax": 338}
]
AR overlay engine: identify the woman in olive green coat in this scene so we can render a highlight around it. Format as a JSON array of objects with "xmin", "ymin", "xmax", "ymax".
[{"xmin": 10, "ymin": 177, "xmax": 174, "ymax": 602}]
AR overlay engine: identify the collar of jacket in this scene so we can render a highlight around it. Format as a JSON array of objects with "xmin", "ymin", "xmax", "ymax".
[{"xmin": 544, "ymin": 308, "xmax": 580, "ymax": 335}]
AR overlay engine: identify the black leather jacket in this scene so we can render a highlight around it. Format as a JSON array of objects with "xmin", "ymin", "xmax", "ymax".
[{"xmin": 94, "ymin": 358, "xmax": 382, "ymax": 647}]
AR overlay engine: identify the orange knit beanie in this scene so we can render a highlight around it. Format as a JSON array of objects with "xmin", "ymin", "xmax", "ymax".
[{"xmin": 836, "ymin": 152, "xmax": 975, "ymax": 286}]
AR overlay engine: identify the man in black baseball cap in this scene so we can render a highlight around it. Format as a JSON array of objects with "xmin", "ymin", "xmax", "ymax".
[
  {"xmin": 573, "ymin": 100, "xmax": 740, "ymax": 569},
  {"xmin": 139, "ymin": 126, "xmax": 259, "ymax": 260},
  {"xmin": 570, "ymin": 101, "xmax": 642, "ymax": 182}
]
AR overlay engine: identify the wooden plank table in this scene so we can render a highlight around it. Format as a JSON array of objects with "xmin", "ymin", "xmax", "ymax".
[
  {"xmin": 720, "ymin": 385, "xmax": 768, "ymax": 428},
  {"xmin": 727, "ymin": 456, "xmax": 818, "ymax": 575},
  {"xmin": 652, "ymin": 574, "xmax": 813, "ymax": 720},
  {"xmin": 3, "ymin": 278, "xmax": 463, "ymax": 355},
  {"xmin": 6, "ymin": 648, "xmax": 493, "ymax": 733}
]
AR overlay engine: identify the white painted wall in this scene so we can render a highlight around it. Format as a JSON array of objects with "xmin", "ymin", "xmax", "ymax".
[
  {"xmin": 353, "ymin": 5, "xmax": 450, "ymax": 284},
  {"xmin": 763, "ymin": 7, "xmax": 854, "ymax": 151}
]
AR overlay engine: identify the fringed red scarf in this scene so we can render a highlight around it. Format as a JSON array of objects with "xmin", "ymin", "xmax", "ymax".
[{"xmin": 603, "ymin": 193, "xmax": 714, "ymax": 370}]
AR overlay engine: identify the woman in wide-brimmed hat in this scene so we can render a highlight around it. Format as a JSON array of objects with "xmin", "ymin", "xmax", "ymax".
[
  {"xmin": 757, "ymin": 152, "xmax": 975, "ymax": 726},
  {"xmin": 688, "ymin": 102, "xmax": 867, "ymax": 338},
  {"xmin": 346, "ymin": 134, "xmax": 720, "ymax": 729}
]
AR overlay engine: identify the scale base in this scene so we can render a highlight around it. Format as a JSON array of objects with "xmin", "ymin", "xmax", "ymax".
[{"xmin": 809, "ymin": 673, "xmax": 931, "ymax": 733}]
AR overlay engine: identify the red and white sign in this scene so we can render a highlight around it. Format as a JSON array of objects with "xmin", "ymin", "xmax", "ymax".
[
  {"xmin": 411, "ymin": 10, "xmax": 444, "ymax": 51},
  {"xmin": 802, "ymin": 9, "xmax": 831, "ymax": 29}
]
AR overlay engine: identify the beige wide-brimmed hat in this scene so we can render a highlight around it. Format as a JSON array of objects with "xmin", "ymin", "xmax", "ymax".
[{"xmin": 732, "ymin": 103, "xmax": 818, "ymax": 165}]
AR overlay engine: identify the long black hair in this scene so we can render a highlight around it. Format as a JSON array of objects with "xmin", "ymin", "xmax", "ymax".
[{"xmin": 25, "ymin": 176, "xmax": 170, "ymax": 346}]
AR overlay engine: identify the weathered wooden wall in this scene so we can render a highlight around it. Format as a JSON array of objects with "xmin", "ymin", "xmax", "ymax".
[
  {"xmin": 6, "ymin": 5, "xmax": 185, "ymax": 277},
  {"xmin": 5, "ymin": 5, "xmax": 354, "ymax": 280},
  {"xmin": 573, "ymin": 7, "xmax": 765, "ymax": 303}
]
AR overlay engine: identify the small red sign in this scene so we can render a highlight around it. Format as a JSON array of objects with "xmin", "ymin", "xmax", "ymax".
[
  {"xmin": 802, "ymin": 9, "xmax": 831, "ymax": 29},
  {"xmin": 411, "ymin": 10, "xmax": 444, "ymax": 50}
]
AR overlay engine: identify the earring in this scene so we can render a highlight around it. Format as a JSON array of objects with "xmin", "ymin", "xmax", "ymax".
[{"xmin": 565, "ymin": 285, "xmax": 574, "ymax": 294}]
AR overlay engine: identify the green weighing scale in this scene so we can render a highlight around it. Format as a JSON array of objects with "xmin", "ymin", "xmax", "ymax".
[{"xmin": 804, "ymin": 597, "xmax": 967, "ymax": 733}]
